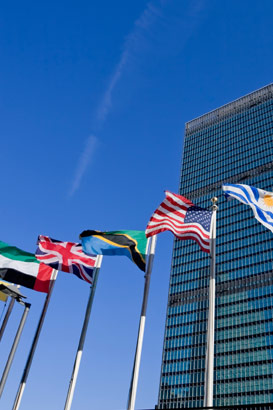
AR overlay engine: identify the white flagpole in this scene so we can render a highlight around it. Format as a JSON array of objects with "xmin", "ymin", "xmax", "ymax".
[
  {"xmin": 204, "ymin": 197, "xmax": 218, "ymax": 407},
  {"xmin": 0, "ymin": 284, "xmax": 21, "ymax": 342},
  {"xmin": 64, "ymin": 254, "xmax": 103, "ymax": 410},
  {"xmin": 0, "ymin": 302, "xmax": 31, "ymax": 397},
  {"xmin": 12, "ymin": 269, "xmax": 58, "ymax": 410},
  {"xmin": 127, "ymin": 235, "xmax": 157, "ymax": 410},
  {"xmin": 0, "ymin": 297, "xmax": 15, "ymax": 342}
]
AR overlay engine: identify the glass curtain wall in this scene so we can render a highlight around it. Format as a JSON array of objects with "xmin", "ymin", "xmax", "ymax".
[{"xmin": 158, "ymin": 84, "xmax": 273, "ymax": 409}]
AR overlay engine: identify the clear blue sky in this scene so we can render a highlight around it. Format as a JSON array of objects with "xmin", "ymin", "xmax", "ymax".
[{"xmin": 0, "ymin": 1, "xmax": 273, "ymax": 409}]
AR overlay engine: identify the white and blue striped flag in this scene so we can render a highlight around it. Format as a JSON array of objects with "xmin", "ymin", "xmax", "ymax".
[{"xmin": 222, "ymin": 183, "xmax": 273, "ymax": 233}]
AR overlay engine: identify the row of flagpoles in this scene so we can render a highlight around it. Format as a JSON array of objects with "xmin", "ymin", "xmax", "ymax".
[{"xmin": 1, "ymin": 183, "xmax": 273, "ymax": 409}]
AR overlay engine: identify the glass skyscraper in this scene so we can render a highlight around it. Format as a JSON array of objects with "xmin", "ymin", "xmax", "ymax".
[{"xmin": 157, "ymin": 84, "xmax": 273, "ymax": 409}]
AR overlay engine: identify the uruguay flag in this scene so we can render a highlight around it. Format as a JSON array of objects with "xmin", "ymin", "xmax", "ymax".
[{"xmin": 222, "ymin": 183, "xmax": 273, "ymax": 233}]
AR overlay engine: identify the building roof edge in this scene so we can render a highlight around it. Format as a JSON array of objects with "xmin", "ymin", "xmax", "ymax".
[{"xmin": 186, "ymin": 83, "xmax": 273, "ymax": 134}]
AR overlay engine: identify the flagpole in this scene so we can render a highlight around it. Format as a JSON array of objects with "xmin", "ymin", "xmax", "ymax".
[
  {"xmin": 0, "ymin": 302, "xmax": 31, "ymax": 397},
  {"xmin": 64, "ymin": 254, "xmax": 103, "ymax": 410},
  {"xmin": 204, "ymin": 197, "xmax": 218, "ymax": 408},
  {"xmin": 0, "ymin": 285, "xmax": 20, "ymax": 341},
  {"xmin": 0, "ymin": 297, "xmax": 15, "ymax": 342},
  {"xmin": 127, "ymin": 235, "xmax": 157, "ymax": 410},
  {"xmin": 12, "ymin": 269, "xmax": 58, "ymax": 410}
]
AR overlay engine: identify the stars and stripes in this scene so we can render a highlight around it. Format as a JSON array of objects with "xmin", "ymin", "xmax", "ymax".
[
  {"xmin": 145, "ymin": 191, "xmax": 212, "ymax": 253},
  {"xmin": 222, "ymin": 183, "xmax": 273, "ymax": 233},
  {"xmin": 36, "ymin": 235, "xmax": 97, "ymax": 284}
]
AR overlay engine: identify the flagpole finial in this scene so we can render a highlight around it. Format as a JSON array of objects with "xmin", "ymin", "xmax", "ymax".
[{"xmin": 211, "ymin": 197, "xmax": 218, "ymax": 211}]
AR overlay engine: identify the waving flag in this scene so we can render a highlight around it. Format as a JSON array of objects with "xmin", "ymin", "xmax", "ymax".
[
  {"xmin": 80, "ymin": 230, "xmax": 147, "ymax": 272},
  {"xmin": 36, "ymin": 236, "xmax": 97, "ymax": 284},
  {"xmin": 145, "ymin": 191, "xmax": 212, "ymax": 253},
  {"xmin": 222, "ymin": 183, "xmax": 273, "ymax": 233},
  {"xmin": 0, "ymin": 240, "xmax": 54, "ymax": 293}
]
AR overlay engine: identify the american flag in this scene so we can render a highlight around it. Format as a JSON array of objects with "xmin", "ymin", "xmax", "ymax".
[
  {"xmin": 36, "ymin": 235, "xmax": 97, "ymax": 283},
  {"xmin": 145, "ymin": 191, "xmax": 212, "ymax": 253}
]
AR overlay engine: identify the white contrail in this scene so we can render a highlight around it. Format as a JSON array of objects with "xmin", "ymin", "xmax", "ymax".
[
  {"xmin": 68, "ymin": 135, "xmax": 98, "ymax": 198},
  {"xmin": 69, "ymin": 1, "xmax": 161, "ymax": 197},
  {"xmin": 96, "ymin": 1, "xmax": 161, "ymax": 123},
  {"xmin": 68, "ymin": 0, "xmax": 207, "ymax": 197}
]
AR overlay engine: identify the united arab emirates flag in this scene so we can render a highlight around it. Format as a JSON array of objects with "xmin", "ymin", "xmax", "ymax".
[
  {"xmin": 0, "ymin": 240, "xmax": 54, "ymax": 293},
  {"xmin": 80, "ymin": 230, "xmax": 147, "ymax": 271}
]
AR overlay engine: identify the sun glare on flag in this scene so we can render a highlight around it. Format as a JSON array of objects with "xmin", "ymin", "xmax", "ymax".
[{"xmin": 262, "ymin": 193, "xmax": 273, "ymax": 209}]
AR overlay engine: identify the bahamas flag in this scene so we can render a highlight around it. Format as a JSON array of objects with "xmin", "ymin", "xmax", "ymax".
[{"xmin": 80, "ymin": 230, "xmax": 147, "ymax": 272}]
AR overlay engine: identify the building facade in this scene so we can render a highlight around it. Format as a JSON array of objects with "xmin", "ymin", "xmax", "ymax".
[{"xmin": 157, "ymin": 84, "xmax": 273, "ymax": 409}]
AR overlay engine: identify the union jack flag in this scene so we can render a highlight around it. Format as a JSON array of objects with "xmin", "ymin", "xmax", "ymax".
[{"xmin": 36, "ymin": 235, "xmax": 97, "ymax": 284}]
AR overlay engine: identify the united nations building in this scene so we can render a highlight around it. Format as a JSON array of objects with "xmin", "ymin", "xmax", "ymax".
[{"xmin": 157, "ymin": 84, "xmax": 273, "ymax": 409}]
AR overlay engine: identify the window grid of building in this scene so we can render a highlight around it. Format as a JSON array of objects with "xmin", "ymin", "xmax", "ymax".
[{"xmin": 157, "ymin": 84, "xmax": 273, "ymax": 409}]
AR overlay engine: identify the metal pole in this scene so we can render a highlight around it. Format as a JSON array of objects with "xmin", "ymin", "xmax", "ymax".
[
  {"xmin": 0, "ymin": 297, "xmax": 15, "ymax": 342},
  {"xmin": 64, "ymin": 255, "xmax": 103, "ymax": 410},
  {"xmin": 0, "ymin": 302, "xmax": 31, "ymax": 397},
  {"xmin": 204, "ymin": 197, "xmax": 218, "ymax": 407},
  {"xmin": 12, "ymin": 270, "xmax": 58, "ymax": 410},
  {"xmin": 127, "ymin": 235, "xmax": 157, "ymax": 410}
]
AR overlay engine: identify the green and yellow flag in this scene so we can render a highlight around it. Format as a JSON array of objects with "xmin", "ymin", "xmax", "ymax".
[{"xmin": 80, "ymin": 230, "xmax": 147, "ymax": 271}]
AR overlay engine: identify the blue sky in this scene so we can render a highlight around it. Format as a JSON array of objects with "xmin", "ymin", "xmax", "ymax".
[{"xmin": 0, "ymin": 0, "xmax": 273, "ymax": 409}]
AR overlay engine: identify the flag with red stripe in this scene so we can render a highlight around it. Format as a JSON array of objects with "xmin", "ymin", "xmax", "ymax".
[
  {"xmin": 36, "ymin": 236, "xmax": 97, "ymax": 284},
  {"xmin": 145, "ymin": 191, "xmax": 212, "ymax": 253},
  {"xmin": 0, "ymin": 240, "xmax": 54, "ymax": 293}
]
